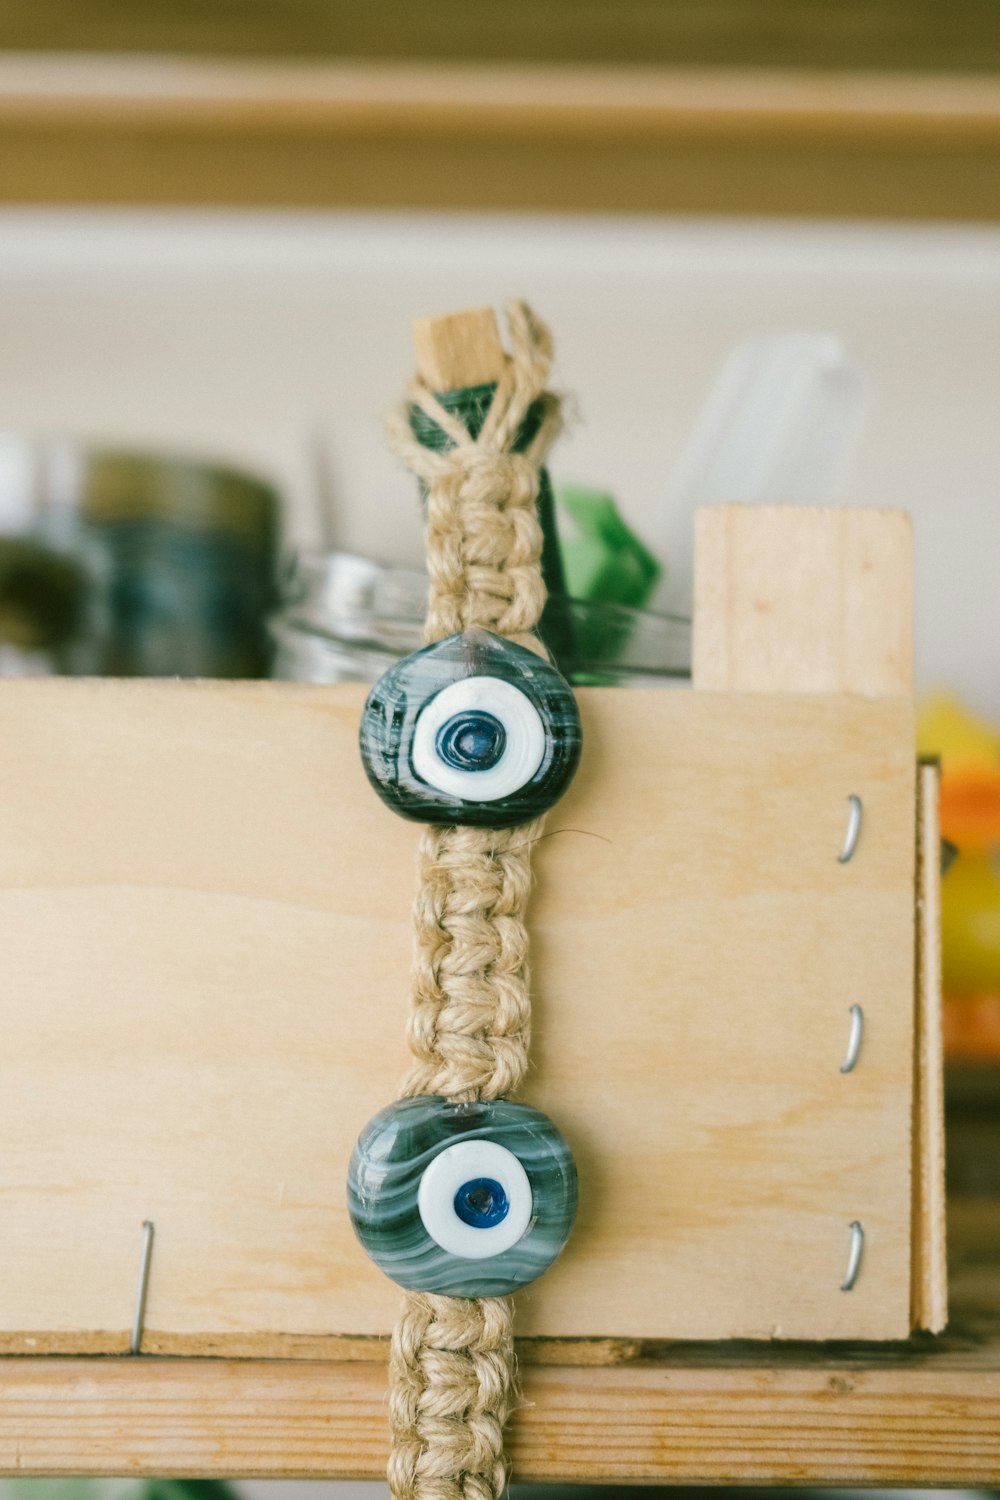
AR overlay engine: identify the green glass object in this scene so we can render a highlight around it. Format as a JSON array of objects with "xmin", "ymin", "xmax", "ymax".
[{"xmin": 556, "ymin": 484, "xmax": 660, "ymax": 610}]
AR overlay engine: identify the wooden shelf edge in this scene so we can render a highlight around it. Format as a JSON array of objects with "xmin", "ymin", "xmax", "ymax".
[
  {"xmin": 1, "ymin": 1347, "xmax": 998, "ymax": 1484},
  {"xmin": 1, "ymin": 58, "xmax": 1000, "ymax": 144},
  {"xmin": 1, "ymin": 1196, "xmax": 998, "ymax": 1484},
  {"xmin": 0, "ymin": 1332, "xmax": 642, "ymax": 1365}
]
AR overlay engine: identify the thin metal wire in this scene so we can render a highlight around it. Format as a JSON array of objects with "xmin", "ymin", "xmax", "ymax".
[
  {"xmin": 840, "ymin": 1004, "xmax": 864, "ymax": 1073},
  {"xmin": 841, "ymin": 1220, "xmax": 864, "ymax": 1291},
  {"xmin": 130, "ymin": 1220, "xmax": 155, "ymax": 1355},
  {"xmin": 838, "ymin": 795, "xmax": 863, "ymax": 863}
]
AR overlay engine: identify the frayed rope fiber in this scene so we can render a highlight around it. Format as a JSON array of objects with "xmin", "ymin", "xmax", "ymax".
[{"xmin": 383, "ymin": 302, "xmax": 562, "ymax": 1500}]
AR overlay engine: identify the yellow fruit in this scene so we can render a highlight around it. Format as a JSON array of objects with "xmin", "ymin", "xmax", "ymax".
[
  {"xmin": 942, "ymin": 848, "xmax": 1000, "ymax": 992},
  {"xmin": 918, "ymin": 691, "xmax": 1000, "ymax": 766},
  {"xmin": 919, "ymin": 691, "xmax": 1000, "ymax": 843}
]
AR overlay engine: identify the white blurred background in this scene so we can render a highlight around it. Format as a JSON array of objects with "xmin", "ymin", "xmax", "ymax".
[{"xmin": 0, "ymin": 209, "xmax": 997, "ymax": 709}]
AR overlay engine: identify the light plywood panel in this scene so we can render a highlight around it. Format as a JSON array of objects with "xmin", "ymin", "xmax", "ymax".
[
  {"xmin": 0, "ymin": 678, "xmax": 916, "ymax": 1348},
  {"xmin": 694, "ymin": 504, "xmax": 914, "ymax": 695},
  {"xmin": 3, "ymin": 1189, "xmax": 1000, "ymax": 1495}
]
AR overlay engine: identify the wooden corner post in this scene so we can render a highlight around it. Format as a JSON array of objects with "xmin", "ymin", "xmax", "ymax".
[
  {"xmin": 693, "ymin": 501, "xmax": 943, "ymax": 1333},
  {"xmin": 693, "ymin": 503, "xmax": 914, "ymax": 694}
]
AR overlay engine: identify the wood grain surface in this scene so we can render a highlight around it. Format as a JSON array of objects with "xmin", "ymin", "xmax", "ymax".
[
  {"xmin": 0, "ymin": 678, "xmax": 916, "ymax": 1350},
  {"xmin": 693, "ymin": 505, "xmax": 914, "ymax": 696},
  {"xmin": 912, "ymin": 762, "xmax": 947, "ymax": 1332},
  {"xmin": 0, "ymin": 1199, "xmax": 995, "ymax": 1483},
  {"xmin": 411, "ymin": 306, "xmax": 506, "ymax": 391}
]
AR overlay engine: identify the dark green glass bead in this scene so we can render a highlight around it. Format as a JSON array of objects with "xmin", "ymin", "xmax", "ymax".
[
  {"xmin": 347, "ymin": 1095, "xmax": 578, "ymax": 1297},
  {"xmin": 359, "ymin": 628, "xmax": 582, "ymax": 826}
]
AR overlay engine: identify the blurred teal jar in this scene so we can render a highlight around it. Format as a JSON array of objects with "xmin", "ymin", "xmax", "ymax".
[{"xmin": 0, "ymin": 437, "xmax": 280, "ymax": 678}]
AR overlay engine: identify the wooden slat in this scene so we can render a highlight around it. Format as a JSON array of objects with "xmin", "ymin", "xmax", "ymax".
[
  {"xmin": 0, "ymin": 1199, "xmax": 997, "ymax": 1483},
  {"xmin": 912, "ymin": 761, "xmax": 948, "ymax": 1332},
  {"xmin": 7, "ymin": 1330, "xmax": 642, "ymax": 1366},
  {"xmin": 692, "ymin": 504, "xmax": 937, "ymax": 1323},
  {"xmin": 0, "ymin": 679, "xmax": 916, "ymax": 1350},
  {"xmin": 3, "ymin": 59, "xmax": 1000, "ymax": 143},
  {"xmin": 693, "ymin": 505, "xmax": 914, "ymax": 695},
  {"xmin": 0, "ymin": 1358, "xmax": 996, "ymax": 1485},
  {"xmin": 0, "ymin": 58, "xmax": 998, "ymax": 217}
]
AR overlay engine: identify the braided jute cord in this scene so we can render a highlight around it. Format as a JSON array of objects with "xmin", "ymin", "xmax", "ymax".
[
  {"xmin": 387, "ymin": 299, "xmax": 561, "ymax": 653},
  {"xmin": 385, "ymin": 302, "xmax": 562, "ymax": 1500}
]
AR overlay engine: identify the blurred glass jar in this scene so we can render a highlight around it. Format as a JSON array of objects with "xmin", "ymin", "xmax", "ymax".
[
  {"xmin": 271, "ymin": 551, "xmax": 691, "ymax": 687},
  {"xmin": 0, "ymin": 437, "xmax": 280, "ymax": 677}
]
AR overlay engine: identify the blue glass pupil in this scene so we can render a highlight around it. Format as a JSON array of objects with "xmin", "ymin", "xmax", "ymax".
[
  {"xmin": 453, "ymin": 1176, "xmax": 509, "ymax": 1229},
  {"xmin": 436, "ymin": 711, "xmax": 507, "ymax": 772}
]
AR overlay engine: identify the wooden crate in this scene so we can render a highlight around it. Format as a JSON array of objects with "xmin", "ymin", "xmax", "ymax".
[
  {"xmin": 0, "ymin": 503, "xmax": 943, "ymax": 1363},
  {"xmin": 0, "ymin": 1192, "xmax": 994, "ymax": 1491}
]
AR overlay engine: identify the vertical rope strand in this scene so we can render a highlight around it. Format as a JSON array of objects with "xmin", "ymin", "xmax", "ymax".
[
  {"xmin": 384, "ymin": 302, "xmax": 561, "ymax": 1500},
  {"xmin": 402, "ymin": 818, "xmax": 543, "ymax": 1105},
  {"xmin": 387, "ymin": 1293, "xmax": 517, "ymax": 1500},
  {"xmin": 387, "ymin": 300, "xmax": 561, "ymax": 652}
]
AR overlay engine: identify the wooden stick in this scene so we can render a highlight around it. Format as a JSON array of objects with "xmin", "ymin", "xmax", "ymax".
[
  {"xmin": 912, "ymin": 759, "xmax": 947, "ymax": 1332},
  {"xmin": 411, "ymin": 306, "xmax": 507, "ymax": 390}
]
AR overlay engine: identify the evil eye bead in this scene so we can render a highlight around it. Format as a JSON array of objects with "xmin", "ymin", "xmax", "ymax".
[
  {"xmin": 347, "ymin": 1095, "xmax": 578, "ymax": 1297},
  {"xmin": 359, "ymin": 628, "xmax": 582, "ymax": 826},
  {"xmin": 411, "ymin": 677, "xmax": 545, "ymax": 803},
  {"xmin": 418, "ymin": 1139, "xmax": 533, "ymax": 1259}
]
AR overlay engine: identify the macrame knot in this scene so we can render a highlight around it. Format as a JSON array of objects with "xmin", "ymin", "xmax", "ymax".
[
  {"xmin": 387, "ymin": 300, "xmax": 561, "ymax": 648},
  {"xmin": 387, "ymin": 300, "xmax": 561, "ymax": 1500},
  {"xmin": 403, "ymin": 818, "xmax": 542, "ymax": 1104},
  {"xmin": 388, "ymin": 1293, "xmax": 517, "ymax": 1500},
  {"xmin": 422, "ymin": 452, "xmax": 546, "ymax": 643}
]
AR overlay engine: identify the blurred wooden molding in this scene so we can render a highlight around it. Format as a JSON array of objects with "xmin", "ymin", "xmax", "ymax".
[
  {"xmin": 2, "ymin": 0, "xmax": 1000, "ymax": 73},
  {"xmin": 0, "ymin": 56, "xmax": 998, "ymax": 216}
]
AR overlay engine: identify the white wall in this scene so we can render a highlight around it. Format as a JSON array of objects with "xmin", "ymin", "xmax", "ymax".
[{"xmin": 0, "ymin": 211, "xmax": 997, "ymax": 711}]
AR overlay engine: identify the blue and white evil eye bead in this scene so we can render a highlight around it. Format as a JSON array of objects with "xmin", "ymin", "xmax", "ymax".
[
  {"xmin": 347, "ymin": 1095, "xmax": 577, "ymax": 1297},
  {"xmin": 358, "ymin": 628, "xmax": 582, "ymax": 826}
]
